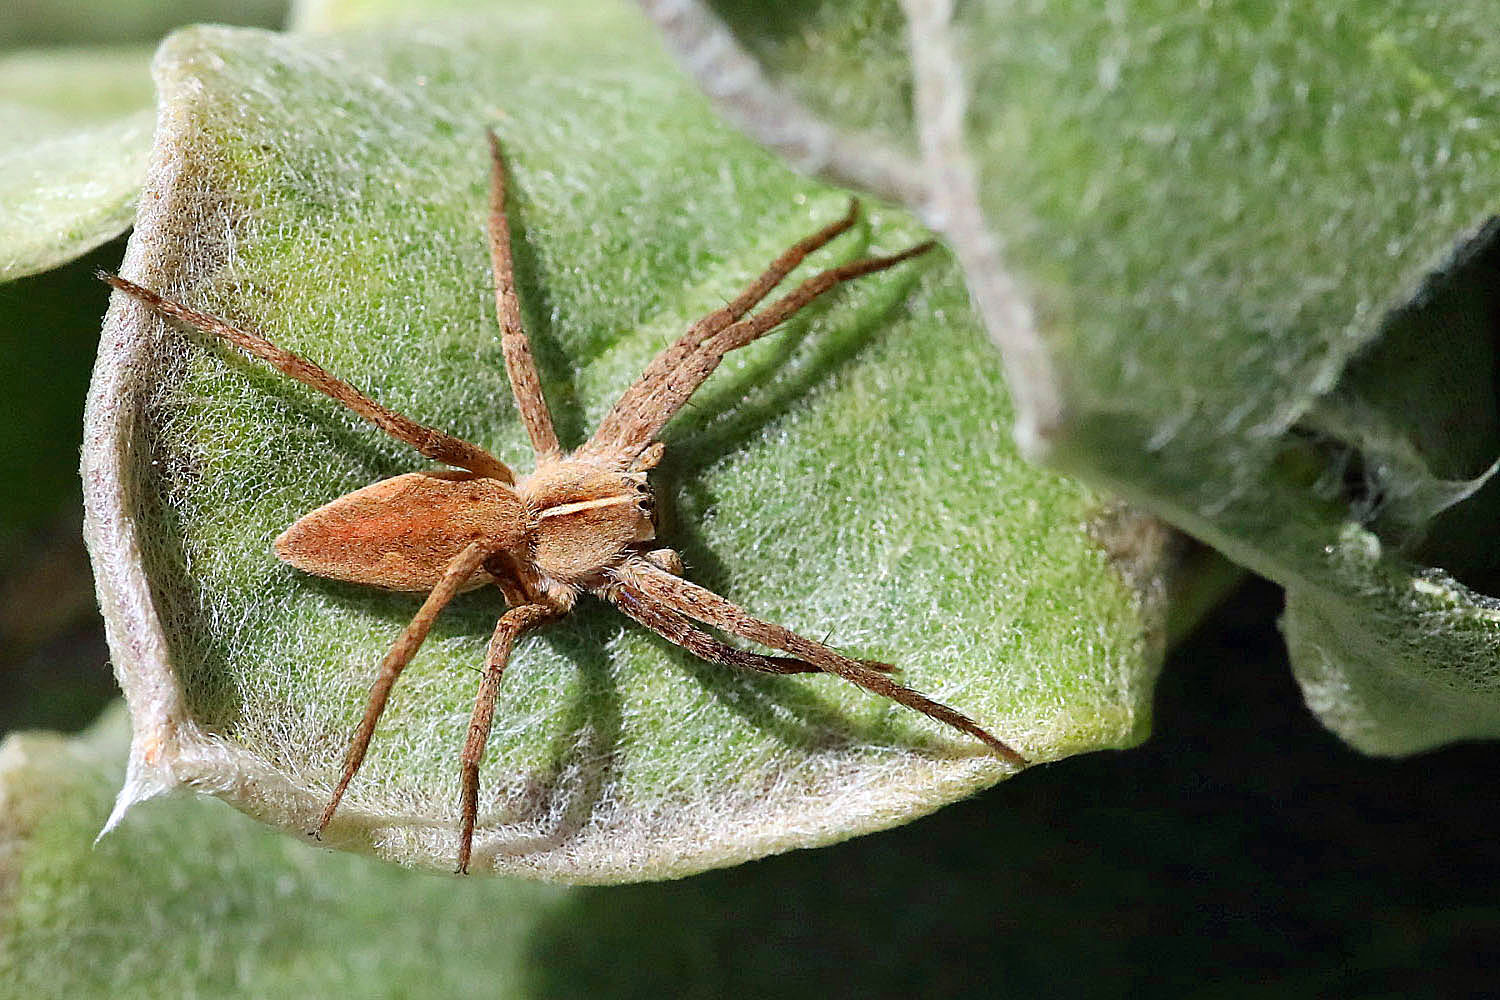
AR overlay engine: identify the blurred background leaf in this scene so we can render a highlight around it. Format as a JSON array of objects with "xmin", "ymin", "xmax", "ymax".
[
  {"xmin": 0, "ymin": 1, "xmax": 287, "ymax": 280},
  {"xmin": 0, "ymin": 49, "xmax": 151, "ymax": 280},
  {"xmin": 1, "ymin": 0, "xmax": 285, "ymax": 48},
  {"xmin": 643, "ymin": 0, "xmax": 1500, "ymax": 755}
]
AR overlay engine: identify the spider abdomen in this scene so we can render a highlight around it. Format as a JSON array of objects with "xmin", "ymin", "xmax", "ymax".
[{"xmin": 274, "ymin": 469, "xmax": 525, "ymax": 592}]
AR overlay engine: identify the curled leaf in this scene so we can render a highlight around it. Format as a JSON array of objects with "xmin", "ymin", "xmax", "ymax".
[
  {"xmin": 650, "ymin": 1, "xmax": 1500, "ymax": 754},
  {"xmin": 84, "ymin": 9, "xmax": 1164, "ymax": 879}
]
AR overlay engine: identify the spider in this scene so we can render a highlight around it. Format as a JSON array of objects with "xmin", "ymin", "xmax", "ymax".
[{"xmin": 102, "ymin": 131, "xmax": 1025, "ymax": 873}]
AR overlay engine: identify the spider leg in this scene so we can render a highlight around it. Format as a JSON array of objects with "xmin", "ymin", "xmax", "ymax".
[
  {"xmin": 487, "ymin": 130, "xmax": 562, "ymax": 461},
  {"xmin": 619, "ymin": 557, "xmax": 1025, "ymax": 764},
  {"xmin": 641, "ymin": 546, "xmax": 683, "ymax": 575},
  {"xmin": 456, "ymin": 602, "xmax": 559, "ymax": 874},
  {"xmin": 316, "ymin": 541, "xmax": 493, "ymax": 839},
  {"xmin": 607, "ymin": 581, "xmax": 822, "ymax": 675},
  {"xmin": 483, "ymin": 549, "xmax": 536, "ymax": 609},
  {"xmin": 631, "ymin": 441, "xmax": 666, "ymax": 472},
  {"xmin": 583, "ymin": 240, "xmax": 936, "ymax": 468},
  {"xmin": 613, "ymin": 552, "xmax": 894, "ymax": 673},
  {"xmin": 575, "ymin": 200, "xmax": 862, "ymax": 464},
  {"xmin": 101, "ymin": 273, "xmax": 515, "ymax": 483}
]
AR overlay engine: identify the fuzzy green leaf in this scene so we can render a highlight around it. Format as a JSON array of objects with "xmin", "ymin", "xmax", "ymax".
[
  {"xmin": 83, "ymin": 3, "xmax": 1165, "ymax": 880},
  {"xmin": 0, "ymin": 0, "xmax": 289, "ymax": 280},
  {"xmin": 0, "ymin": 707, "xmax": 567, "ymax": 995},
  {"xmin": 658, "ymin": 0, "xmax": 1500, "ymax": 754},
  {"xmin": 0, "ymin": 46, "xmax": 153, "ymax": 280}
]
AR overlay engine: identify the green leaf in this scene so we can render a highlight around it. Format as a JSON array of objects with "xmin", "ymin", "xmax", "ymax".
[
  {"xmin": 0, "ymin": 0, "xmax": 289, "ymax": 281},
  {"xmin": 83, "ymin": 4, "xmax": 1164, "ymax": 880},
  {"xmin": 656, "ymin": 0, "xmax": 1500, "ymax": 754},
  {"xmin": 0, "ymin": 706, "xmax": 568, "ymax": 995},
  {"xmin": 0, "ymin": 46, "xmax": 153, "ymax": 280}
]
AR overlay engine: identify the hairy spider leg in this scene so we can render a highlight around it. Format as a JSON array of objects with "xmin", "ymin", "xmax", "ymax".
[
  {"xmin": 576, "ymin": 199, "xmax": 862, "ymax": 464},
  {"xmin": 456, "ymin": 601, "xmax": 561, "ymax": 873},
  {"xmin": 317, "ymin": 541, "xmax": 493, "ymax": 837},
  {"xmin": 581, "ymin": 237, "xmax": 937, "ymax": 468},
  {"xmin": 487, "ymin": 131, "xmax": 562, "ymax": 461},
  {"xmin": 100, "ymin": 274, "xmax": 515, "ymax": 483},
  {"xmin": 611, "ymin": 583, "xmax": 822, "ymax": 675},
  {"xmin": 617, "ymin": 558, "xmax": 1026, "ymax": 765}
]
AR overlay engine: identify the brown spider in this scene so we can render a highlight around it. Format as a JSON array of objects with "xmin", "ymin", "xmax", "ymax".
[{"xmin": 102, "ymin": 131, "xmax": 1025, "ymax": 873}]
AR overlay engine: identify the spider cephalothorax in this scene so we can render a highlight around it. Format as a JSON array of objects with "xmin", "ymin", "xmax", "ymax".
[{"xmin": 103, "ymin": 130, "xmax": 1025, "ymax": 873}]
